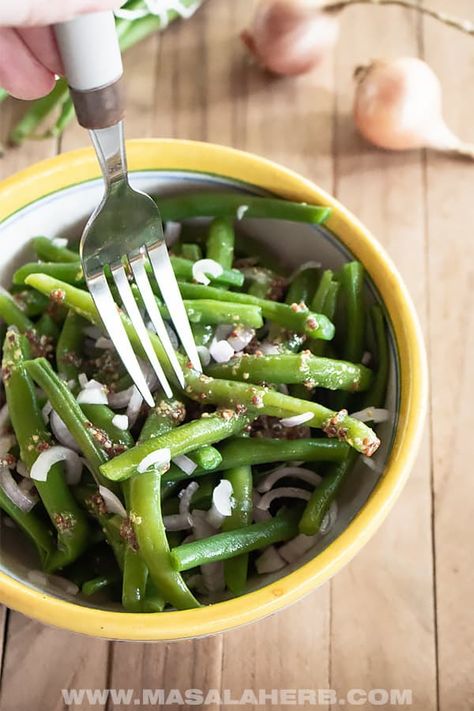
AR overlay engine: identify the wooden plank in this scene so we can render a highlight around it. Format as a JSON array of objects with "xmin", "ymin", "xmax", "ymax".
[
  {"xmin": 422, "ymin": 2, "xmax": 474, "ymax": 709},
  {"xmin": 0, "ymin": 614, "xmax": 109, "ymax": 711},
  {"xmin": 329, "ymin": 5, "xmax": 437, "ymax": 710}
]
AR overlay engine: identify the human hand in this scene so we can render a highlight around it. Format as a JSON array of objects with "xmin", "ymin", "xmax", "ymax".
[{"xmin": 0, "ymin": 0, "xmax": 122, "ymax": 100}]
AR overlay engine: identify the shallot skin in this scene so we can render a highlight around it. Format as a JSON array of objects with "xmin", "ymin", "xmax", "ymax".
[
  {"xmin": 241, "ymin": 0, "xmax": 340, "ymax": 77},
  {"xmin": 353, "ymin": 57, "xmax": 447, "ymax": 151}
]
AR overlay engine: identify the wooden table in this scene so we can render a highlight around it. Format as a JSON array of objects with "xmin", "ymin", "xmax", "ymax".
[{"xmin": 0, "ymin": 2, "xmax": 472, "ymax": 709}]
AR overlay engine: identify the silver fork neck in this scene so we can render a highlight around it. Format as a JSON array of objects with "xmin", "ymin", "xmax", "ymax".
[{"xmin": 89, "ymin": 121, "xmax": 127, "ymax": 187}]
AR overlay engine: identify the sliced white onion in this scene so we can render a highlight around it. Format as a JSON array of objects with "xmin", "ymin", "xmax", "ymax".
[
  {"xmin": 361, "ymin": 351, "xmax": 372, "ymax": 366},
  {"xmin": 126, "ymin": 386, "xmax": 144, "ymax": 428},
  {"xmin": 82, "ymin": 327, "xmax": 102, "ymax": 341},
  {"xmin": 137, "ymin": 447, "xmax": 171, "ymax": 474},
  {"xmin": 236, "ymin": 204, "xmax": 249, "ymax": 220},
  {"xmin": 173, "ymin": 455, "xmax": 197, "ymax": 476},
  {"xmin": 139, "ymin": 358, "xmax": 160, "ymax": 395},
  {"xmin": 0, "ymin": 403, "xmax": 9, "ymax": 433},
  {"xmin": 350, "ymin": 407, "xmax": 390, "ymax": 423},
  {"xmin": 108, "ymin": 384, "xmax": 135, "ymax": 409},
  {"xmin": 163, "ymin": 513, "xmax": 193, "ymax": 531},
  {"xmin": 179, "ymin": 480, "xmax": 199, "ymax": 516},
  {"xmin": 50, "ymin": 411, "xmax": 81, "ymax": 452},
  {"xmin": 41, "ymin": 401, "xmax": 53, "ymax": 424},
  {"xmin": 259, "ymin": 342, "xmax": 280, "ymax": 355},
  {"xmin": 252, "ymin": 491, "xmax": 272, "ymax": 522},
  {"xmin": 255, "ymin": 545, "xmax": 286, "ymax": 574},
  {"xmin": 207, "ymin": 479, "xmax": 234, "ymax": 527},
  {"xmin": 0, "ymin": 467, "xmax": 37, "ymax": 511},
  {"xmin": 197, "ymin": 346, "xmax": 211, "ymax": 367},
  {"xmin": 192, "ymin": 510, "xmax": 225, "ymax": 593},
  {"xmin": 209, "ymin": 339, "xmax": 234, "ymax": 364},
  {"xmin": 256, "ymin": 487, "xmax": 311, "ymax": 511},
  {"xmin": 95, "ymin": 336, "xmax": 113, "ymax": 350},
  {"xmin": 98, "ymin": 485, "xmax": 127, "ymax": 518},
  {"xmin": 227, "ymin": 326, "xmax": 255, "ymax": 352},
  {"xmin": 164, "ymin": 220, "xmax": 182, "ymax": 246},
  {"xmin": 214, "ymin": 324, "xmax": 233, "ymax": 341},
  {"xmin": 192, "ymin": 258, "xmax": 224, "ymax": 286},
  {"xmin": 279, "ymin": 533, "xmax": 318, "ymax": 563},
  {"xmin": 287, "ymin": 260, "xmax": 322, "ymax": 283},
  {"xmin": 257, "ymin": 466, "xmax": 322, "ymax": 493},
  {"xmin": 362, "ymin": 455, "xmax": 384, "ymax": 474},
  {"xmin": 320, "ymin": 500, "xmax": 338, "ymax": 535},
  {"xmin": 279, "ymin": 412, "xmax": 314, "ymax": 428},
  {"xmin": 164, "ymin": 322, "xmax": 179, "ymax": 350},
  {"xmin": 27, "ymin": 569, "xmax": 79, "ymax": 596},
  {"xmin": 51, "ymin": 237, "xmax": 69, "ymax": 248},
  {"xmin": 30, "ymin": 446, "xmax": 82, "ymax": 484},
  {"xmin": 112, "ymin": 414, "xmax": 129, "ymax": 431},
  {"xmin": 0, "ymin": 434, "xmax": 16, "ymax": 457},
  {"xmin": 77, "ymin": 387, "xmax": 108, "ymax": 405},
  {"xmin": 16, "ymin": 461, "xmax": 29, "ymax": 478}
]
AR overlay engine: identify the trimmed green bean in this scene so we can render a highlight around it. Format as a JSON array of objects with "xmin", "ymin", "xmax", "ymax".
[
  {"xmin": 171, "ymin": 256, "xmax": 243, "ymax": 288},
  {"xmin": 340, "ymin": 262, "xmax": 365, "ymax": 363},
  {"xmin": 171, "ymin": 508, "xmax": 300, "ymax": 571},
  {"xmin": 56, "ymin": 311, "xmax": 87, "ymax": 386},
  {"xmin": 161, "ymin": 299, "xmax": 263, "ymax": 329},
  {"xmin": 311, "ymin": 269, "xmax": 334, "ymax": 313},
  {"xmin": 35, "ymin": 313, "xmax": 59, "ymax": 341},
  {"xmin": 0, "ymin": 291, "xmax": 34, "ymax": 332},
  {"xmin": 0, "ymin": 488, "xmax": 54, "ymax": 568},
  {"xmin": 101, "ymin": 411, "xmax": 251, "ymax": 482},
  {"xmin": 206, "ymin": 218, "xmax": 235, "ymax": 270},
  {"xmin": 364, "ymin": 305, "xmax": 389, "ymax": 408},
  {"xmin": 191, "ymin": 446, "xmax": 222, "ymax": 471},
  {"xmin": 180, "ymin": 243, "xmax": 202, "ymax": 262},
  {"xmin": 32, "ymin": 236, "xmax": 79, "ymax": 263},
  {"xmin": 285, "ymin": 268, "xmax": 319, "ymax": 306},
  {"xmin": 158, "ymin": 193, "xmax": 331, "ymax": 225},
  {"xmin": 178, "ymin": 282, "xmax": 334, "ymax": 341},
  {"xmin": 13, "ymin": 262, "xmax": 84, "ymax": 287},
  {"xmin": 82, "ymin": 573, "xmax": 120, "ymax": 597},
  {"xmin": 222, "ymin": 465, "xmax": 253, "ymax": 594},
  {"xmin": 3, "ymin": 329, "xmax": 90, "ymax": 570},
  {"xmin": 9, "ymin": 288, "xmax": 49, "ymax": 318},
  {"xmin": 207, "ymin": 352, "xmax": 372, "ymax": 391},
  {"xmin": 139, "ymin": 396, "xmax": 186, "ymax": 441}
]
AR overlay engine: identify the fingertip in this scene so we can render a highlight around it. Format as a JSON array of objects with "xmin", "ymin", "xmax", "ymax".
[{"xmin": 10, "ymin": 72, "xmax": 57, "ymax": 101}]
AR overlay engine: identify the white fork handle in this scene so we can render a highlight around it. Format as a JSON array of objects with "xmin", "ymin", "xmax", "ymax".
[
  {"xmin": 54, "ymin": 12, "xmax": 124, "ymax": 129},
  {"xmin": 54, "ymin": 12, "xmax": 122, "ymax": 91}
]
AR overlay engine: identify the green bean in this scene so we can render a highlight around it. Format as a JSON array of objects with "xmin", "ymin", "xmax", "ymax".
[
  {"xmin": 9, "ymin": 289, "xmax": 49, "ymax": 318},
  {"xmin": 191, "ymin": 445, "xmax": 222, "ymax": 471},
  {"xmin": 247, "ymin": 268, "xmax": 284, "ymax": 300},
  {"xmin": 158, "ymin": 193, "xmax": 331, "ymax": 225},
  {"xmin": 285, "ymin": 268, "xmax": 319, "ymax": 306},
  {"xmin": 13, "ymin": 262, "xmax": 84, "ymax": 287},
  {"xmin": 161, "ymin": 437, "xmax": 349, "ymax": 493},
  {"xmin": 170, "ymin": 256, "xmax": 243, "ymax": 288},
  {"xmin": 56, "ymin": 311, "xmax": 87, "ymax": 387},
  {"xmin": 3, "ymin": 329, "xmax": 90, "ymax": 570},
  {"xmin": 222, "ymin": 465, "xmax": 253, "ymax": 594},
  {"xmin": 340, "ymin": 262, "xmax": 365, "ymax": 363},
  {"xmin": 32, "ymin": 236, "xmax": 78, "ymax": 263},
  {"xmin": 101, "ymin": 411, "xmax": 251, "ymax": 482},
  {"xmin": 8, "ymin": 79, "xmax": 69, "ymax": 146},
  {"xmin": 35, "ymin": 314, "xmax": 59, "ymax": 341},
  {"xmin": 161, "ymin": 299, "xmax": 263, "ymax": 329},
  {"xmin": 310, "ymin": 280, "xmax": 340, "ymax": 358},
  {"xmin": 0, "ymin": 488, "xmax": 54, "ymax": 568},
  {"xmin": 81, "ymin": 404, "xmax": 134, "ymax": 454},
  {"xmin": 170, "ymin": 508, "xmax": 300, "ymax": 572},
  {"xmin": 25, "ymin": 276, "xmax": 379, "ymax": 456},
  {"xmin": 311, "ymin": 270, "xmax": 334, "ymax": 313},
  {"xmin": 191, "ymin": 323, "xmax": 214, "ymax": 347},
  {"xmin": 364, "ymin": 305, "xmax": 389, "ymax": 408},
  {"xmin": 25, "ymin": 357, "xmax": 111, "ymax": 487},
  {"xmin": 207, "ymin": 352, "xmax": 372, "ymax": 391},
  {"xmin": 178, "ymin": 282, "xmax": 335, "ymax": 341},
  {"xmin": 299, "ymin": 452, "xmax": 355, "ymax": 536},
  {"xmin": 206, "ymin": 218, "xmax": 235, "ymax": 270},
  {"xmin": 0, "ymin": 291, "xmax": 34, "ymax": 332},
  {"xmin": 180, "ymin": 243, "xmax": 202, "ymax": 262},
  {"xmin": 139, "ymin": 396, "xmax": 186, "ymax": 441},
  {"xmin": 82, "ymin": 573, "xmax": 120, "ymax": 597}
]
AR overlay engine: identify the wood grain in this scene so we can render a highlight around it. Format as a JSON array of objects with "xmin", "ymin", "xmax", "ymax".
[{"xmin": 0, "ymin": 0, "xmax": 473, "ymax": 708}]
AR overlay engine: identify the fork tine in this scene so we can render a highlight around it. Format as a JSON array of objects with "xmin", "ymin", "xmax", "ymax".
[
  {"xmin": 147, "ymin": 242, "xmax": 202, "ymax": 372},
  {"xmin": 111, "ymin": 263, "xmax": 173, "ymax": 400},
  {"xmin": 87, "ymin": 272, "xmax": 156, "ymax": 406},
  {"xmin": 129, "ymin": 253, "xmax": 186, "ymax": 389}
]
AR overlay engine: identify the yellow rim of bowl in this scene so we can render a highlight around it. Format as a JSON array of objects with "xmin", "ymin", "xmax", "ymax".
[{"xmin": 0, "ymin": 140, "xmax": 428, "ymax": 640}]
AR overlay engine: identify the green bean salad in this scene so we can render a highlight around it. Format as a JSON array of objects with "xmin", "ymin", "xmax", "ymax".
[{"xmin": 0, "ymin": 192, "xmax": 388, "ymax": 611}]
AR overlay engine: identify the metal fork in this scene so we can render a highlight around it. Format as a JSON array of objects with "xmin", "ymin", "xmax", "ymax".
[{"xmin": 54, "ymin": 12, "xmax": 201, "ymax": 406}]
